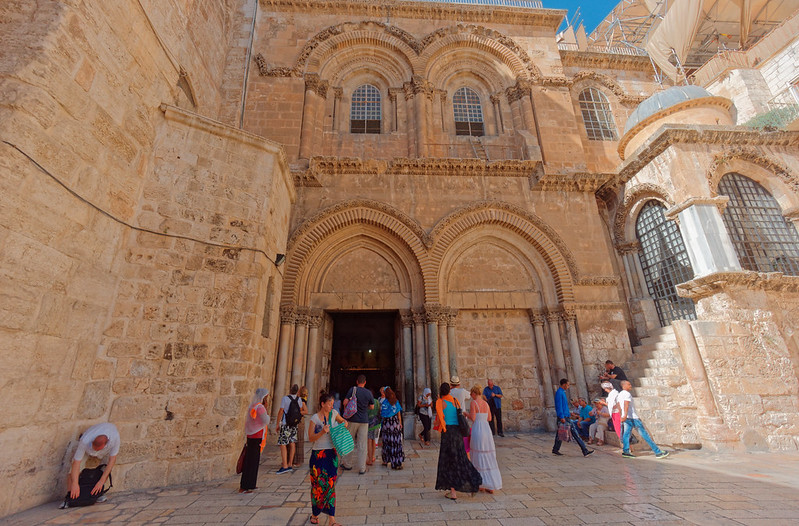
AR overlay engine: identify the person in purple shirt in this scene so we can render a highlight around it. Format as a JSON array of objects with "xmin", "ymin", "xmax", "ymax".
[
  {"xmin": 483, "ymin": 379, "xmax": 504, "ymax": 437},
  {"xmin": 552, "ymin": 379, "xmax": 593, "ymax": 457}
]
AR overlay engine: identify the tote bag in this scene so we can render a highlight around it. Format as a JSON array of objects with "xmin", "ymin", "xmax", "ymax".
[
  {"xmin": 342, "ymin": 386, "xmax": 358, "ymax": 419},
  {"xmin": 557, "ymin": 422, "xmax": 572, "ymax": 442},
  {"xmin": 328, "ymin": 411, "xmax": 355, "ymax": 456}
]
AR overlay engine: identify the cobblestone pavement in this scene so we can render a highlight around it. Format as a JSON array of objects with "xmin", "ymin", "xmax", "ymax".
[{"xmin": 6, "ymin": 432, "xmax": 799, "ymax": 525}]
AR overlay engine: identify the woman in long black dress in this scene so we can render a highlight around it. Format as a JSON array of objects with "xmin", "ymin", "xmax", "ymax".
[
  {"xmin": 434, "ymin": 383, "xmax": 482, "ymax": 500},
  {"xmin": 240, "ymin": 388, "xmax": 270, "ymax": 493}
]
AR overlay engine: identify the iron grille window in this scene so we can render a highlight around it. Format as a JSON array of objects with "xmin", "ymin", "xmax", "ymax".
[
  {"xmin": 636, "ymin": 201, "xmax": 697, "ymax": 327},
  {"xmin": 350, "ymin": 84, "xmax": 381, "ymax": 134},
  {"xmin": 718, "ymin": 172, "xmax": 799, "ymax": 275},
  {"xmin": 578, "ymin": 88, "xmax": 618, "ymax": 141},
  {"xmin": 453, "ymin": 87, "xmax": 484, "ymax": 136}
]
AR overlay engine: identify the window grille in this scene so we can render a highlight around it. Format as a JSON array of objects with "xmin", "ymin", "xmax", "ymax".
[
  {"xmin": 718, "ymin": 173, "xmax": 799, "ymax": 275},
  {"xmin": 351, "ymin": 84, "xmax": 381, "ymax": 134},
  {"xmin": 453, "ymin": 87, "xmax": 484, "ymax": 137},
  {"xmin": 636, "ymin": 201, "xmax": 696, "ymax": 327},
  {"xmin": 578, "ymin": 88, "xmax": 618, "ymax": 141}
]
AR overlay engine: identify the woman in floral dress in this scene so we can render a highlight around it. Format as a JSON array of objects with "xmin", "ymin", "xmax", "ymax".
[
  {"xmin": 308, "ymin": 391, "xmax": 348, "ymax": 525},
  {"xmin": 380, "ymin": 387, "xmax": 405, "ymax": 469}
]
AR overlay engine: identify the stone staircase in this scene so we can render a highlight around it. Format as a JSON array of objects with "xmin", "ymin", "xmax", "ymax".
[{"xmin": 622, "ymin": 326, "xmax": 702, "ymax": 448}]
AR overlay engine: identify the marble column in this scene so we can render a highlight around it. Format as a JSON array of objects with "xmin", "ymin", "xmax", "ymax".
[
  {"xmin": 563, "ymin": 308, "xmax": 588, "ymax": 400},
  {"xmin": 425, "ymin": 303, "xmax": 441, "ymax": 399},
  {"xmin": 446, "ymin": 309, "xmax": 459, "ymax": 378},
  {"xmin": 490, "ymin": 94, "xmax": 503, "ymax": 134},
  {"xmin": 666, "ymin": 197, "xmax": 741, "ymax": 278},
  {"xmin": 413, "ymin": 309, "xmax": 427, "ymax": 391},
  {"xmin": 530, "ymin": 311, "xmax": 555, "ymax": 409},
  {"xmin": 272, "ymin": 305, "xmax": 296, "ymax": 416},
  {"xmin": 400, "ymin": 310, "xmax": 415, "ymax": 410},
  {"xmin": 304, "ymin": 309, "xmax": 323, "ymax": 413},
  {"xmin": 290, "ymin": 307, "xmax": 309, "ymax": 388},
  {"xmin": 298, "ymin": 74, "xmax": 327, "ymax": 161},
  {"xmin": 437, "ymin": 311, "xmax": 450, "ymax": 384},
  {"xmin": 547, "ymin": 310, "xmax": 567, "ymax": 381},
  {"xmin": 407, "ymin": 76, "xmax": 432, "ymax": 158}
]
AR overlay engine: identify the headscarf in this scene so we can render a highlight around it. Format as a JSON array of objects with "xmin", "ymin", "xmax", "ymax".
[
  {"xmin": 245, "ymin": 388, "xmax": 270, "ymax": 451},
  {"xmin": 418, "ymin": 387, "xmax": 433, "ymax": 417},
  {"xmin": 381, "ymin": 398, "xmax": 401, "ymax": 418}
]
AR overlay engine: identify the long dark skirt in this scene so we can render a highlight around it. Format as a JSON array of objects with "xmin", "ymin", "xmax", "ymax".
[
  {"xmin": 435, "ymin": 426, "xmax": 482, "ymax": 493},
  {"xmin": 381, "ymin": 414, "xmax": 405, "ymax": 468},
  {"xmin": 240, "ymin": 437, "xmax": 261, "ymax": 490},
  {"xmin": 310, "ymin": 448, "xmax": 338, "ymax": 517}
]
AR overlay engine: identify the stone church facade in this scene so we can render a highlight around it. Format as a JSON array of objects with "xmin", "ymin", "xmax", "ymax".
[{"xmin": 1, "ymin": 0, "xmax": 798, "ymax": 516}]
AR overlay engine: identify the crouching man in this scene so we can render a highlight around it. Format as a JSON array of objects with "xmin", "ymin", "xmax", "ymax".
[{"xmin": 66, "ymin": 422, "xmax": 120, "ymax": 504}]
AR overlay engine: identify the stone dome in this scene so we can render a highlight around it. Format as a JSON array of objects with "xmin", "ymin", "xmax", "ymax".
[{"xmin": 623, "ymin": 85, "xmax": 713, "ymax": 134}]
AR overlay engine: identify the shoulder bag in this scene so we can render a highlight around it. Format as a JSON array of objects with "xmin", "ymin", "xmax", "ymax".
[
  {"xmin": 328, "ymin": 411, "xmax": 355, "ymax": 456},
  {"xmin": 454, "ymin": 399, "xmax": 470, "ymax": 436},
  {"xmin": 342, "ymin": 386, "xmax": 358, "ymax": 419}
]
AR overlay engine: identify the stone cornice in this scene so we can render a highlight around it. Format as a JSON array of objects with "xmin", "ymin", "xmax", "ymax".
[
  {"xmin": 574, "ymin": 276, "xmax": 620, "ymax": 286},
  {"xmin": 560, "ymin": 51, "xmax": 652, "ymax": 75},
  {"xmin": 534, "ymin": 172, "xmax": 614, "ymax": 192},
  {"xmin": 571, "ymin": 301, "xmax": 627, "ymax": 310},
  {"xmin": 665, "ymin": 196, "xmax": 729, "ymax": 220},
  {"xmin": 566, "ymin": 70, "xmax": 648, "ymax": 105},
  {"xmin": 676, "ymin": 271, "xmax": 799, "ymax": 300},
  {"xmin": 293, "ymin": 157, "xmax": 541, "ymax": 184},
  {"xmin": 618, "ymin": 97, "xmax": 732, "ymax": 160},
  {"xmin": 606, "ymin": 126, "xmax": 799, "ymax": 194},
  {"xmin": 258, "ymin": 0, "xmax": 566, "ymax": 28}
]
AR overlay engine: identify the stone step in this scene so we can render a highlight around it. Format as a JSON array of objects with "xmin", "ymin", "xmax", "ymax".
[
  {"xmin": 627, "ymin": 365, "xmax": 685, "ymax": 379},
  {"xmin": 633, "ymin": 341, "xmax": 679, "ymax": 355},
  {"xmin": 634, "ymin": 375, "xmax": 686, "ymax": 388},
  {"xmin": 627, "ymin": 355, "xmax": 681, "ymax": 369}
]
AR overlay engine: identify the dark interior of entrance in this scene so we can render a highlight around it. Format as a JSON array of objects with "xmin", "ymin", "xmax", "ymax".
[{"xmin": 329, "ymin": 312, "xmax": 397, "ymax": 401}]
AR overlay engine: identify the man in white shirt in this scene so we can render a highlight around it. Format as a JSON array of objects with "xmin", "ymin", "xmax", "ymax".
[
  {"xmin": 618, "ymin": 380, "xmax": 668, "ymax": 459},
  {"xmin": 67, "ymin": 422, "xmax": 121, "ymax": 501},
  {"xmin": 602, "ymin": 381, "xmax": 622, "ymax": 439},
  {"xmin": 449, "ymin": 376, "xmax": 469, "ymax": 412}
]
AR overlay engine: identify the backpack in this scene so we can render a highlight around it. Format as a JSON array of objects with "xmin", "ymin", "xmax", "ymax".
[
  {"xmin": 285, "ymin": 395, "xmax": 302, "ymax": 427},
  {"xmin": 342, "ymin": 386, "xmax": 358, "ymax": 419},
  {"xmin": 60, "ymin": 465, "xmax": 112, "ymax": 508}
]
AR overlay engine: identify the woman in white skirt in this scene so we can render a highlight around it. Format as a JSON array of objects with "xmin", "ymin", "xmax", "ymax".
[{"xmin": 467, "ymin": 385, "xmax": 502, "ymax": 493}]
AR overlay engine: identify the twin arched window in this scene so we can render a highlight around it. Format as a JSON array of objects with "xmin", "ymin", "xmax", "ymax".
[
  {"xmin": 579, "ymin": 88, "xmax": 618, "ymax": 141},
  {"xmin": 350, "ymin": 84, "xmax": 486, "ymax": 136},
  {"xmin": 350, "ymin": 84, "xmax": 381, "ymax": 134},
  {"xmin": 636, "ymin": 201, "xmax": 696, "ymax": 327},
  {"xmin": 718, "ymin": 173, "xmax": 799, "ymax": 275}
]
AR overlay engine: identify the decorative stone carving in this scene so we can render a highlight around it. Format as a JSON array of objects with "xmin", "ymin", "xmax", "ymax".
[
  {"xmin": 575, "ymin": 276, "xmax": 621, "ymax": 286},
  {"xmin": 424, "ymin": 303, "xmax": 442, "ymax": 323},
  {"xmin": 445, "ymin": 308, "xmax": 458, "ymax": 326},
  {"xmin": 407, "ymin": 75, "xmax": 434, "ymax": 100},
  {"xmin": 254, "ymin": 53, "xmax": 301, "ymax": 77},
  {"xmin": 308, "ymin": 309, "xmax": 324, "ymax": 328},
  {"xmin": 707, "ymin": 147, "xmax": 798, "ymax": 193},
  {"xmin": 615, "ymin": 241, "xmax": 641, "ymax": 255},
  {"xmin": 665, "ymin": 196, "xmax": 730, "ymax": 220},
  {"xmin": 676, "ymin": 270, "xmax": 799, "ymax": 300},
  {"xmin": 412, "ymin": 308, "xmax": 426, "ymax": 325},
  {"xmin": 505, "ymin": 76, "xmax": 532, "ymax": 103},
  {"xmin": 529, "ymin": 310, "xmax": 547, "ymax": 326},
  {"xmin": 534, "ymin": 172, "xmax": 612, "ymax": 192},
  {"xmin": 332, "ymin": 87, "xmax": 343, "ymax": 99},
  {"xmin": 546, "ymin": 310, "xmax": 563, "ymax": 323},
  {"xmin": 612, "ymin": 183, "xmax": 673, "ymax": 244},
  {"xmin": 568, "ymin": 70, "xmax": 647, "ymax": 105},
  {"xmin": 490, "ymin": 94, "xmax": 501, "ymax": 105},
  {"xmin": 300, "ymin": 156, "xmax": 541, "ymax": 180},
  {"xmin": 304, "ymin": 73, "xmax": 329, "ymax": 98},
  {"xmin": 294, "ymin": 306, "xmax": 310, "ymax": 326},
  {"xmin": 280, "ymin": 304, "xmax": 297, "ymax": 324},
  {"xmin": 400, "ymin": 310, "xmax": 414, "ymax": 328}
]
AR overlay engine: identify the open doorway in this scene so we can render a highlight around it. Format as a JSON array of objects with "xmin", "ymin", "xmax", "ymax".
[{"xmin": 328, "ymin": 311, "xmax": 397, "ymax": 401}]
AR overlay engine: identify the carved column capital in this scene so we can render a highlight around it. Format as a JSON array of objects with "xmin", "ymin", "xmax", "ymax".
[
  {"xmin": 490, "ymin": 93, "xmax": 501, "ymax": 105},
  {"xmin": 424, "ymin": 302, "xmax": 442, "ymax": 323},
  {"xmin": 406, "ymin": 75, "xmax": 434, "ymax": 101},
  {"xmin": 412, "ymin": 308, "xmax": 426, "ymax": 325},
  {"xmin": 561, "ymin": 306, "xmax": 577, "ymax": 323},
  {"xmin": 279, "ymin": 305, "xmax": 297, "ymax": 324},
  {"xmin": 616, "ymin": 241, "xmax": 641, "ymax": 255},
  {"xmin": 294, "ymin": 306, "xmax": 310, "ymax": 327},
  {"xmin": 332, "ymin": 87, "xmax": 343, "ymax": 99},
  {"xmin": 400, "ymin": 310, "xmax": 414, "ymax": 328},
  {"xmin": 308, "ymin": 309, "xmax": 323, "ymax": 328},
  {"xmin": 446, "ymin": 308, "xmax": 458, "ymax": 326},
  {"xmin": 546, "ymin": 310, "xmax": 563, "ymax": 323},
  {"xmin": 304, "ymin": 73, "xmax": 329, "ymax": 99},
  {"xmin": 529, "ymin": 309, "xmax": 547, "ymax": 326}
]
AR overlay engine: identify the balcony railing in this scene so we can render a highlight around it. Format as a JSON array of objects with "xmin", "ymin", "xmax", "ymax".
[{"xmin": 558, "ymin": 42, "xmax": 648, "ymax": 56}]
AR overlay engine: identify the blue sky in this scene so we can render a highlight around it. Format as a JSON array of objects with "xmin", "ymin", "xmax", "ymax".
[{"xmin": 544, "ymin": 0, "xmax": 618, "ymax": 35}]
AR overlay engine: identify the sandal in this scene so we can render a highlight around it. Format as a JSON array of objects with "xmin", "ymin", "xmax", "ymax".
[
  {"xmin": 310, "ymin": 516, "xmax": 319, "ymax": 524},
  {"xmin": 445, "ymin": 493, "xmax": 457, "ymax": 500}
]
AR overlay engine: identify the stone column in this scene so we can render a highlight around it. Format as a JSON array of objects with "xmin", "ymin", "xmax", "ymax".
[
  {"xmin": 563, "ymin": 308, "xmax": 588, "ymax": 400},
  {"xmin": 666, "ymin": 197, "xmax": 740, "ymax": 278},
  {"xmin": 272, "ymin": 305, "xmax": 296, "ymax": 416},
  {"xmin": 437, "ymin": 311, "xmax": 450, "ymax": 384},
  {"xmin": 400, "ymin": 310, "xmax": 415, "ymax": 410},
  {"xmin": 547, "ymin": 310, "xmax": 567, "ymax": 380},
  {"xmin": 290, "ymin": 307, "xmax": 309, "ymax": 388},
  {"xmin": 331, "ymin": 87, "xmax": 343, "ymax": 132},
  {"xmin": 530, "ymin": 311, "xmax": 555, "ymax": 409},
  {"xmin": 304, "ymin": 309, "xmax": 323, "ymax": 413},
  {"xmin": 413, "ymin": 309, "xmax": 427, "ymax": 391},
  {"xmin": 298, "ymin": 73, "xmax": 328, "ymax": 161},
  {"xmin": 446, "ymin": 308, "xmax": 459, "ymax": 378},
  {"xmin": 407, "ymin": 75, "xmax": 433, "ymax": 158},
  {"xmin": 425, "ymin": 303, "xmax": 441, "ymax": 399},
  {"xmin": 490, "ymin": 94, "xmax": 503, "ymax": 135}
]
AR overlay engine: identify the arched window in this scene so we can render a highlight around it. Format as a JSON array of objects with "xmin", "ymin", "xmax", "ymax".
[
  {"xmin": 453, "ymin": 87, "xmax": 484, "ymax": 137},
  {"xmin": 350, "ymin": 84, "xmax": 381, "ymax": 134},
  {"xmin": 578, "ymin": 88, "xmax": 618, "ymax": 141},
  {"xmin": 718, "ymin": 172, "xmax": 799, "ymax": 275},
  {"xmin": 636, "ymin": 201, "xmax": 696, "ymax": 326}
]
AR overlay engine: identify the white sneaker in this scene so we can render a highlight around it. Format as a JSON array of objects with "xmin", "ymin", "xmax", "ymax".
[{"xmin": 96, "ymin": 495, "xmax": 108, "ymax": 503}]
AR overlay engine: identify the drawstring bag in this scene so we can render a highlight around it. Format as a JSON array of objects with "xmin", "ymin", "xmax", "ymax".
[{"xmin": 328, "ymin": 411, "xmax": 355, "ymax": 456}]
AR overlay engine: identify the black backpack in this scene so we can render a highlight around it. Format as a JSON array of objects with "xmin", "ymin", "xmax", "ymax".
[
  {"xmin": 60, "ymin": 465, "xmax": 112, "ymax": 508},
  {"xmin": 285, "ymin": 395, "xmax": 302, "ymax": 427}
]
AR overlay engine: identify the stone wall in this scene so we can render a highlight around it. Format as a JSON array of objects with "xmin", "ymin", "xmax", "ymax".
[
  {"xmin": 455, "ymin": 309, "xmax": 546, "ymax": 431},
  {"xmin": 0, "ymin": 1, "xmax": 295, "ymax": 516}
]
